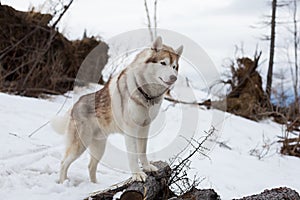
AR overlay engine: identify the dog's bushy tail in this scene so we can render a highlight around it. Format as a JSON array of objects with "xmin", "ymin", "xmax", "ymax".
[{"xmin": 50, "ymin": 111, "xmax": 70, "ymax": 135}]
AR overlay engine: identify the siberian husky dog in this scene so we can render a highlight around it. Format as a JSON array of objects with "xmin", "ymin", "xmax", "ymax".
[{"xmin": 51, "ymin": 36, "xmax": 183, "ymax": 183}]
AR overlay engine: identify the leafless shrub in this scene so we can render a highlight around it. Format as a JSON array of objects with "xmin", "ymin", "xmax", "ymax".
[
  {"xmin": 279, "ymin": 116, "xmax": 300, "ymax": 157},
  {"xmin": 249, "ymin": 134, "xmax": 277, "ymax": 160},
  {"xmin": 168, "ymin": 127, "xmax": 215, "ymax": 195}
]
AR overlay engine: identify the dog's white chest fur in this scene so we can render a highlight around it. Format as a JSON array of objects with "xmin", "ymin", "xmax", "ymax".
[{"xmin": 127, "ymin": 99, "xmax": 161, "ymax": 126}]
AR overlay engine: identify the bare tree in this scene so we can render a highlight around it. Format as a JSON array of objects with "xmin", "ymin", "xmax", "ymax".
[
  {"xmin": 143, "ymin": 0, "xmax": 158, "ymax": 41},
  {"xmin": 290, "ymin": 0, "xmax": 299, "ymax": 114},
  {"xmin": 284, "ymin": 0, "xmax": 299, "ymax": 116},
  {"xmin": 266, "ymin": 0, "xmax": 278, "ymax": 99},
  {"xmin": 144, "ymin": 0, "xmax": 154, "ymax": 41},
  {"xmin": 273, "ymin": 69, "xmax": 289, "ymax": 108},
  {"xmin": 154, "ymin": 0, "xmax": 158, "ymax": 38}
]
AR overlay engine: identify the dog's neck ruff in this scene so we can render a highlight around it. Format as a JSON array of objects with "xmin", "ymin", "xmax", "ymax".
[
  {"xmin": 137, "ymin": 86, "xmax": 162, "ymax": 102},
  {"xmin": 132, "ymin": 74, "xmax": 166, "ymax": 106}
]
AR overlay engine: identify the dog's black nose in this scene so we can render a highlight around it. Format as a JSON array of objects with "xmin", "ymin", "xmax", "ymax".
[{"xmin": 169, "ymin": 75, "xmax": 177, "ymax": 83}]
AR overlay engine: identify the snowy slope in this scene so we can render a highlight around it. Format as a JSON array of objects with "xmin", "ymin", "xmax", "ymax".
[{"xmin": 0, "ymin": 90, "xmax": 299, "ymax": 200}]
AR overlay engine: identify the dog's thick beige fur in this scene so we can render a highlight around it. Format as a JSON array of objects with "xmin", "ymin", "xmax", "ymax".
[{"xmin": 51, "ymin": 37, "xmax": 183, "ymax": 183}]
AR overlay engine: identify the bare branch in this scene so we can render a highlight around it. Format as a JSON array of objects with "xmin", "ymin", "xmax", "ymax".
[
  {"xmin": 144, "ymin": 0, "xmax": 154, "ymax": 41},
  {"xmin": 154, "ymin": 0, "xmax": 158, "ymax": 38},
  {"xmin": 168, "ymin": 127, "xmax": 216, "ymax": 194},
  {"xmin": 51, "ymin": 0, "xmax": 74, "ymax": 28}
]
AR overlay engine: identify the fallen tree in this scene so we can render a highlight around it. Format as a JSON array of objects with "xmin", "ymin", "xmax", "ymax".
[
  {"xmin": 213, "ymin": 52, "xmax": 270, "ymax": 121},
  {"xmin": 0, "ymin": 4, "xmax": 108, "ymax": 97},
  {"xmin": 88, "ymin": 129, "xmax": 220, "ymax": 200},
  {"xmin": 87, "ymin": 161, "xmax": 220, "ymax": 200},
  {"xmin": 86, "ymin": 161, "xmax": 299, "ymax": 200},
  {"xmin": 86, "ymin": 128, "xmax": 299, "ymax": 200}
]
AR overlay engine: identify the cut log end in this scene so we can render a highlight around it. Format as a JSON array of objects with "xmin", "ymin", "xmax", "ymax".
[{"xmin": 120, "ymin": 191, "xmax": 143, "ymax": 200}]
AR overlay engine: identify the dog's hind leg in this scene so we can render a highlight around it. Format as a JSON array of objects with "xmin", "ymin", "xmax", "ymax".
[
  {"xmin": 59, "ymin": 144, "xmax": 86, "ymax": 183},
  {"xmin": 88, "ymin": 137, "xmax": 107, "ymax": 183},
  {"xmin": 59, "ymin": 123, "xmax": 87, "ymax": 184}
]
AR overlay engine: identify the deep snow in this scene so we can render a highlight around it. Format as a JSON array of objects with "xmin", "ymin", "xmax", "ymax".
[
  {"xmin": 0, "ymin": 1, "xmax": 299, "ymax": 199},
  {"xmin": 0, "ymin": 86, "xmax": 299, "ymax": 199}
]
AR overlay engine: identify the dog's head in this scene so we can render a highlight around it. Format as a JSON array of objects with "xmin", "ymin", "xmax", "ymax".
[{"xmin": 134, "ymin": 36, "xmax": 183, "ymax": 94}]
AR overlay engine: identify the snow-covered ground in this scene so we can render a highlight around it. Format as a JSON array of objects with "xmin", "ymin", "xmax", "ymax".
[
  {"xmin": 0, "ymin": 85, "xmax": 299, "ymax": 199},
  {"xmin": 1, "ymin": 1, "xmax": 299, "ymax": 199}
]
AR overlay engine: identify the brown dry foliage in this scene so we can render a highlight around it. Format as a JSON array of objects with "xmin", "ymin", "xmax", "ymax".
[
  {"xmin": 0, "ymin": 4, "xmax": 108, "ymax": 97},
  {"xmin": 214, "ymin": 52, "xmax": 270, "ymax": 120},
  {"xmin": 216, "ymin": 52, "xmax": 300, "ymax": 158},
  {"xmin": 281, "ymin": 135, "xmax": 300, "ymax": 157}
]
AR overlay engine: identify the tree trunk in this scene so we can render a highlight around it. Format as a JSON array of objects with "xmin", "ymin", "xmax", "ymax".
[
  {"xmin": 292, "ymin": 0, "xmax": 299, "ymax": 115},
  {"xmin": 266, "ymin": 0, "xmax": 277, "ymax": 100}
]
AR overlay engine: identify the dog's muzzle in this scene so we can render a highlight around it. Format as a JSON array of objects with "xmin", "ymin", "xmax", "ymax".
[{"xmin": 159, "ymin": 75, "xmax": 177, "ymax": 86}]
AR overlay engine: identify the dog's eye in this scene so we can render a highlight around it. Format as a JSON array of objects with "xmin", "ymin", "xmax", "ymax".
[
  {"xmin": 160, "ymin": 61, "xmax": 166, "ymax": 66},
  {"xmin": 172, "ymin": 65, "xmax": 176, "ymax": 69}
]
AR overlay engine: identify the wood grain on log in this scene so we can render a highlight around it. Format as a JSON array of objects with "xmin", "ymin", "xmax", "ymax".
[{"xmin": 89, "ymin": 161, "xmax": 171, "ymax": 200}]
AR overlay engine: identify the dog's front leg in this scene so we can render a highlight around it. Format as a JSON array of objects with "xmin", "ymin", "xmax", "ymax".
[
  {"xmin": 124, "ymin": 134, "xmax": 147, "ymax": 182},
  {"xmin": 137, "ymin": 127, "xmax": 158, "ymax": 172}
]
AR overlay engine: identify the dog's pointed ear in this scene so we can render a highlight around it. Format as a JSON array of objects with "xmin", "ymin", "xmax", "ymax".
[
  {"xmin": 176, "ymin": 45, "xmax": 184, "ymax": 57},
  {"xmin": 152, "ymin": 36, "xmax": 163, "ymax": 51}
]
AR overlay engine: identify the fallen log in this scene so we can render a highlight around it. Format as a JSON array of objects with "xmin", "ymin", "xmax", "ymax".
[
  {"xmin": 89, "ymin": 161, "xmax": 172, "ymax": 200},
  {"xmin": 120, "ymin": 161, "xmax": 171, "ymax": 200},
  {"xmin": 233, "ymin": 187, "xmax": 300, "ymax": 200},
  {"xmin": 169, "ymin": 187, "xmax": 220, "ymax": 200},
  {"xmin": 87, "ymin": 161, "xmax": 299, "ymax": 200}
]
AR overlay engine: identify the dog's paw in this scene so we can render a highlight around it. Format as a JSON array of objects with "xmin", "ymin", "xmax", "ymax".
[
  {"xmin": 58, "ymin": 178, "xmax": 67, "ymax": 184},
  {"xmin": 131, "ymin": 171, "xmax": 147, "ymax": 182},
  {"xmin": 143, "ymin": 164, "xmax": 158, "ymax": 172}
]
